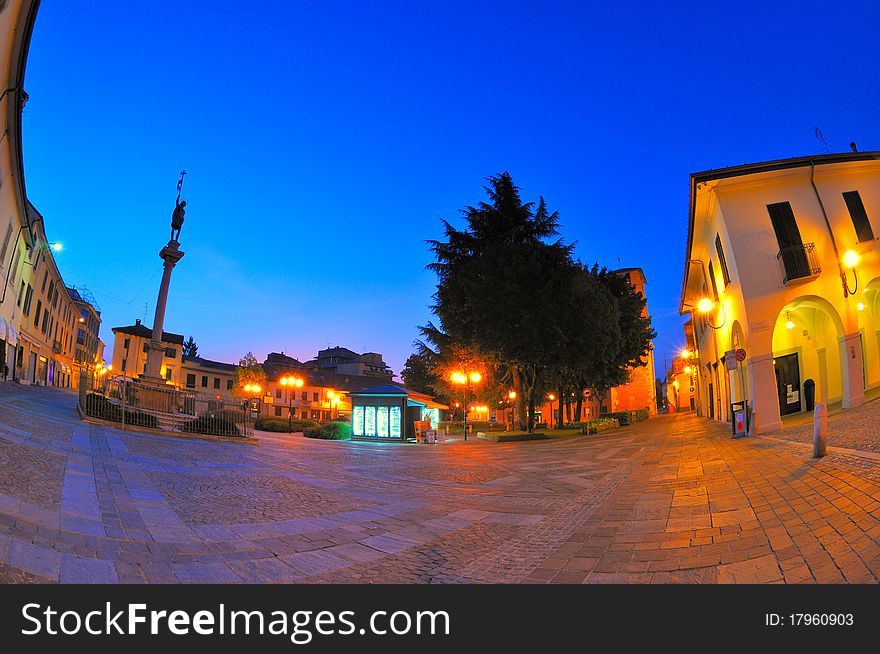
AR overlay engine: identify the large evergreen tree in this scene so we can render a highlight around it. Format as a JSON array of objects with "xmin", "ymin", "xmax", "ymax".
[
  {"xmin": 422, "ymin": 172, "xmax": 657, "ymax": 431},
  {"xmin": 182, "ymin": 336, "xmax": 199, "ymax": 357}
]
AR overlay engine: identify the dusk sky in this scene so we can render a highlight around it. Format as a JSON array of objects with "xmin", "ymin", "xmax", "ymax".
[{"xmin": 21, "ymin": 1, "xmax": 880, "ymax": 378}]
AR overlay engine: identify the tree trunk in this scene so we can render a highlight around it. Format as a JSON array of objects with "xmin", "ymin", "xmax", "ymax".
[
  {"xmin": 575, "ymin": 390, "xmax": 583, "ymax": 423},
  {"xmin": 527, "ymin": 387, "xmax": 536, "ymax": 433},
  {"xmin": 557, "ymin": 384, "xmax": 564, "ymax": 428},
  {"xmin": 511, "ymin": 364, "xmax": 526, "ymax": 431}
]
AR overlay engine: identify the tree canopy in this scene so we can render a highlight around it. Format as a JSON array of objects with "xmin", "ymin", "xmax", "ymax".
[
  {"xmin": 182, "ymin": 336, "xmax": 199, "ymax": 357},
  {"xmin": 419, "ymin": 172, "xmax": 655, "ymax": 430},
  {"xmin": 233, "ymin": 351, "xmax": 267, "ymax": 396}
]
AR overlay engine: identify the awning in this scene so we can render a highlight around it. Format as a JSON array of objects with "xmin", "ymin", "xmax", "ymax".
[{"xmin": 4, "ymin": 319, "xmax": 18, "ymax": 346}]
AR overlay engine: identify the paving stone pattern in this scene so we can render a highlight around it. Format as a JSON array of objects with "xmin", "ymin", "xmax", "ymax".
[{"xmin": 2, "ymin": 384, "xmax": 880, "ymax": 583}]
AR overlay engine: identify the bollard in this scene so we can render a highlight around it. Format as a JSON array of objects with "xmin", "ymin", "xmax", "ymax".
[{"xmin": 813, "ymin": 402, "xmax": 827, "ymax": 458}]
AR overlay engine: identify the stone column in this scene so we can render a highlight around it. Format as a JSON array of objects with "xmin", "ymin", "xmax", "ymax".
[
  {"xmin": 142, "ymin": 241, "xmax": 185, "ymax": 384},
  {"xmin": 748, "ymin": 352, "xmax": 781, "ymax": 434},
  {"xmin": 839, "ymin": 332, "xmax": 865, "ymax": 409}
]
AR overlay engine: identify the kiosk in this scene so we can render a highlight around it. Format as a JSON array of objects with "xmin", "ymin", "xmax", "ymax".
[{"xmin": 347, "ymin": 385, "xmax": 447, "ymax": 442}]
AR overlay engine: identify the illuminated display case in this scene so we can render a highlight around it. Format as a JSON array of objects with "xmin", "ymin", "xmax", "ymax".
[{"xmin": 347, "ymin": 385, "xmax": 448, "ymax": 443}]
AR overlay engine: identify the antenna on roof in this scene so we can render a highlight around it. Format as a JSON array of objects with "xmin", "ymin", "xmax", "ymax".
[
  {"xmin": 814, "ymin": 127, "xmax": 832, "ymax": 154},
  {"xmin": 143, "ymin": 302, "xmax": 149, "ymax": 324}
]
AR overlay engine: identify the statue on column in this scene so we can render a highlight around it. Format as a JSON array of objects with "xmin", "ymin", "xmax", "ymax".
[{"xmin": 170, "ymin": 170, "xmax": 187, "ymax": 242}]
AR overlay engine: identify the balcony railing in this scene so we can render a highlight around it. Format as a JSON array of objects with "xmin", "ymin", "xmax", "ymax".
[{"xmin": 777, "ymin": 243, "xmax": 821, "ymax": 285}]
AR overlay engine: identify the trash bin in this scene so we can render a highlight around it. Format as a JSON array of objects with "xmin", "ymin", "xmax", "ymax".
[
  {"xmin": 731, "ymin": 400, "xmax": 748, "ymax": 438},
  {"xmin": 804, "ymin": 378, "xmax": 815, "ymax": 412}
]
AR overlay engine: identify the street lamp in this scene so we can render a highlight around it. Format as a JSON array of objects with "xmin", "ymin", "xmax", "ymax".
[
  {"xmin": 842, "ymin": 249, "xmax": 859, "ymax": 296},
  {"xmin": 508, "ymin": 390, "xmax": 517, "ymax": 430},
  {"xmin": 548, "ymin": 393, "xmax": 556, "ymax": 430},
  {"xmin": 279, "ymin": 375, "xmax": 304, "ymax": 433},
  {"xmin": 327, "ymin": 390, "xmax": 339, "ymax": 420},
  {"xmin": 450, "ymin": 369, "xmax": 482, "ymax": 442},
  {"xmin": 697, "ymin": 297, "xmax": 726, "ymax": 330}
]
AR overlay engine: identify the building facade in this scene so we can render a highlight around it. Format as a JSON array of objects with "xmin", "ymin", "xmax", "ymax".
[
  {"xmin": 11, "ymin": 204, "xmax": 100, "ymax": 388},
  {"xmin": 110, "ymin": 321, "xmax": 184, "ymax": 385},
  {"xmin": 680, "ymin": 150, "xmax": 880, "ymax": 434},
  {"xmin": 181, "ymin": 354, "xmax": 236, "ymax": 399},
  {"xmin": 0, "ymin": 0, "xmax": 40, "ymax": 382}
]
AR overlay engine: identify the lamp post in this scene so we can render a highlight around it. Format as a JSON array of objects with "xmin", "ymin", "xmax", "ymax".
[
  {"xmin": 280, "ymin": 375, "xmax": 304, "ymax": 433},
  {"xmin": 451, "ymin": 370, "xmax": 482, "ymax": 442},
  {"xmin": 327, "ymin": 391, "xmax": 339, "ymax": 419},
  {"xmin": 244, "ymin": 383, "xmax": 262, "ymax": 418},
  {"xmin": 548, "ymin": 393, "xmax": 556, "ymax": 430},
  {"xmin": 508, "ymin": 390, "xmax": 517, "ymax": 430}
]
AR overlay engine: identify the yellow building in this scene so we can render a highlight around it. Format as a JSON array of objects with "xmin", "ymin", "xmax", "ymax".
[
  {"xmin": 110, "ymin": 321, "xmax": 184, "ymax": 384},
  {"xmin": 181, "ymin": 354, "xmax": 236, "ymax": 399},
  {"xmin": 0, "ymin": 1, "xmax": 40, "ymax": 382},
  {"xmin": 12, "ymin": 204, "xmax": 100, "ymax": 388},
  {"xmin": 680, "ymin": 149, "xmax": 880, "ymax": 433}
]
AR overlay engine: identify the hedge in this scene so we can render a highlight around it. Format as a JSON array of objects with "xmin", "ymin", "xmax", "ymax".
[
  {"xmin": 305, "ymin": 421, "xmax": 352, "ymax": 440},
  {"xmin": 600, "ymin": 409, "xmax": 650, "ymax": 426},
  {"xmin": 254, "ymin": 417, "xmax": 318, "ymax": 433},
  {"xmin": 182, "ymin": 413, "xmax": 241, "ymax": 437}
]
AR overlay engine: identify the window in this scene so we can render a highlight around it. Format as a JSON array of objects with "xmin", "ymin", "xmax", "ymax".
[
  {"xmin": 301, "ymin": 410, "xmax": 309, "ymax": 419},
  {"xmin": 186, "ymin": 373, "xmax": 196, "ymax": 388},
  {"xmin": 201, "ymin": 375, "xmax": 208, "ymax": 387},
  {"xmin": 767, "ymin": 201, "xmax": 810, "ymax": 280},
  {"xmin": 22, "ymin": 284, "xmax": 33, "ymax": 314},
  {"xmin": 843, "ymin": 191, "xmax": 874, "ymax": 243},
  {"xmin": 124, "ymin": 338, "xmax": 130, "ymax": 349},
  {"xmin": 301, "ymin": 391, "xmax": 308, "ymax": 401},
  {"xmin": 274, "ymin": 407, "xmax": 282, "ymax": 417},
  {"xmin": 34, "ymin": 300, "xmax": 41, "ymax": 327},
  {"xmin": 227, "ymin": 379, "xmax": 233, "ymax": 390},
  {"xmin": 16, "ymin": 280, "xmax": 24, "ymax": 307},
  {"xmin": 213, "ymin": 378, "xmax": 220, "ymax": 389},
  {"xmin": 714, "ymin": 234, "xmax": 730, "ymax": 287},
  {"xmin": 313, "ymin": 392, "xmax": 319, "ymax": 402},
  {"xmin": 275, "ymin": 388, "xmax": 281, "ymax": 398},
  {"xmin": 164, "ymin": 366, "xmax": 173, "ymax": 381},
  {"xmin": 41, "ymin": 270, "xmax": 48, "ymax": 292},
  {"xmin": 165, "ymin": 347, "xmax": 176, "ymax": 359},
  {"xmin": 708, "ymin": 261, "xmax": 719, "ymax": 301},
  {"xmin": 0, "ymin": 222, "xmax": 11, "ymax": 266},
  {"xmin": 121, "ymin": 360, "xmax": 127, "ymax": 373},
  {"xmin": 143, "ymin": 342, "xmax": 149, "ymax": 353}
]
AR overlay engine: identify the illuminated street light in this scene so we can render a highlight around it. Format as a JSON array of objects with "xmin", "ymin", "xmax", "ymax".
[
  {"xmin": 51, "ymin": 242, "xmax": 63, "ymax": 252},
  {"xmin": 842, "ymin": 250, "xmax": 860, "ymax": 296},
  {"xmin": 858, "ymin": 302, "xmax": 865, "ymax": 312},
  {"xmin": 450, "ymin": 368, "xmax": 483, "ymax": 441},
  {"xmin": 547, "ymin": 393, "xmax": 556, "ymax": 430},
  {"xmin": 680, "ymin": 348, "xmax": 691, "ymax": 359},
  {"xmin": 697, "ymin": 297, "xmax": 725, "ymax": 330},
  {"xmin": 279, "ymin": 375, "xmax": 304, "ymax": 432}
]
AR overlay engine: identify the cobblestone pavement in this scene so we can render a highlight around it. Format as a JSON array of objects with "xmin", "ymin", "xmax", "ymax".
[{"xmin": 2, "ymin": 384, "xmax": 880, "ymax": 583}]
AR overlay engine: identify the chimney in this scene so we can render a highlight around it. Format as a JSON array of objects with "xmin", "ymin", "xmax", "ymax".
[
  {"xmin": 850, "ymin": 141, "xmax": 859, "ymax": 153},
  {"xmin": 135, "ymin": 318, "xmax": 141, "ymax": 325}
]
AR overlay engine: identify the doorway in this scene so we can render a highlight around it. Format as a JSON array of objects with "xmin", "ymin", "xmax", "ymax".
[{"xmin": 775, "ymin": 353, "xmax": 802, "ymax": 415}]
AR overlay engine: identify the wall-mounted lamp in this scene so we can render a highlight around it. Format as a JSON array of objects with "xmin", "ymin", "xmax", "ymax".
[
  {"xmin": 842, "ymin": 250, "xmax": 859, "ymax": 297},
  {"xmin": 785, "ymin": 311, "xmax": 795, "ymax": 331},
  {"xmin": 697, "ymin": 297, "xmax": 726, "ymax": 330}
]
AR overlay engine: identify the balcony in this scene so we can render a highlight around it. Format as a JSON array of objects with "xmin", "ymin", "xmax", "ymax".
[
  {"xmin": 777, "ymin": 243, "xmax": 821, "ymax": 285},
  {"xmin": 52, "ymin": 340, "xmax": 63, "ymax": 354}
]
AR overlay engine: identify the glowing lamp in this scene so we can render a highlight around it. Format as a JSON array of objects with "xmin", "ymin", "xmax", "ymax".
[
  {"xmin": 843, "ymin": 250, "xmax": 860, "ymax": 268},
  {"xmin": 469, "ymin": 372, "xmax": 482, "ymax": 383},
  {"xmin": 680, "ymin": 348, "xmax": 690, "ymax": 359},
  {"xmin": 697, "ymin": 298, "xmax": 714, "ymax": 314},
  {"xmin": 684, "ymin": 366, "xmax": 692, "ymax": 374},
  {"xmin": 858, "ymin": 302, "xmax": 865, "ymax": 312},
  {"xmin": 51, "ymin": 242, "xmax": 63, "ymax": 252},
  {"xmin": 508, "ymin": 390, "xmax": 516, "ymax": 400}
]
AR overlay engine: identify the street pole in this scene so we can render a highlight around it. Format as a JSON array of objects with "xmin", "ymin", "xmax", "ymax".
[
  {"xmin": 463, "ymin": 386, "xmax": 468, "ymax": 442},
  {"xmin": 288, "ymin": 386, "xmax": 292, "ymax": 433}
]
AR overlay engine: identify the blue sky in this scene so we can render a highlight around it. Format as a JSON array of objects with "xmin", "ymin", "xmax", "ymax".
[{"xmin": 21, "ymin": 1, "xmax": 880, "ymax": 377}]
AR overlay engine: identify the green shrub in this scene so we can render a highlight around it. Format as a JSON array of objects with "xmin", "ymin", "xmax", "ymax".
[
  {"xmin": 182, "ymin": 414, "xmax": 240, "ymax": 437},
  {"xmin": 332, "ymin": 416, "xmax": 351, "ymax": 423},
  {"xmin": 633, "ymin": 408, "xmax": 650, "ymax": 422},
  {"xmin": 254, "ymin": 417, "xmax": 318, "ymax": 433},
  {"xmin": 585, "ymin": 417, "xmax": 619, "ymax": 434},
  {"xmin": 305, "ymin": 421, "xmax": 352, "ymax": 440}
]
